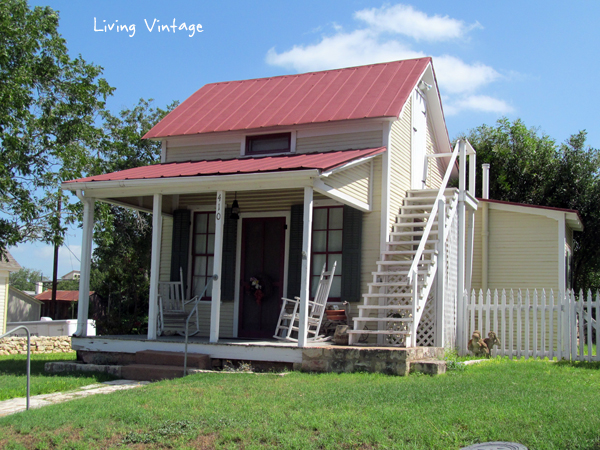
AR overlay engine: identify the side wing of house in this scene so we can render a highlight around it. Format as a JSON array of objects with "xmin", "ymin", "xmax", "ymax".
[
  {"xmin": 7, "ymin": 287, "xmax": 43, "ymax": 322},
  {"xmin": 0, "ymin": 269, "xmax": 7, "ymax": 334}
]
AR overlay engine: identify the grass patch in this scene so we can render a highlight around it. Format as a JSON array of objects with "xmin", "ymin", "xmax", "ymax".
[
  {"xmin": 1, "ymin": 359, "xmax": 600, "ymax": 449},
  {"xmin": 0, "ymin": 352, "xmax": 116, "ymax": 401}
]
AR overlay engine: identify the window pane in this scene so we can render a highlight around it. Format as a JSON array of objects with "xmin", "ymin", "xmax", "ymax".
[
  {"xmin": 195, "ymin": 236, "xmax": 206, "ymax": 254},
  {"xmin": 330, "ymin": 277, "xmax": 341, "ymax": 298},
  {"xmin": 313, "ymin": 208, "xmax": 327, "ymax": 230},
  {"xmin": 207, "ymin": 257, "xmax": 214, "ymax": 276},
  {"xmin": 328, "ymin": 254, "xmax": 342, "ymax": 275},
  {"xmin": 248, "ymin": 134, "xmax": 290, "ymax": 154},
  {"xmin": 329, "ymin": 207, "xmax": 343, "ymax": 229},
  {"xmin": 313, "ymin": 254, "xmax": 326, "ymax": 276},
  {"xmin": 195, "ymin": 214, "xmax": 207, "ymax": 233},
  {"xmin": 193, "ymin": 276, "xmax": 206, "ymax": 296},
  {"xmin": 194, "ymin": 256, "xmax": 207, "ymax": 276},
  {"xmin": 208, "ymin": 213, "xmax": 215, "ymax": 233},
  {"xmin": 328, "ymin": 230, "xmax": 342, "ymax": 252},
  {"xmin": 207, "ymin": 234, "xmax": 215, "ymax": 254},
  {"xmin": 313, "ymin": 231, "xmax": 327, "ymax": 252}
]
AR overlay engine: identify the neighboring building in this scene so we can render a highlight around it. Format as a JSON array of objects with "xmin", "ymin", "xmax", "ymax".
[
  {"xmin": 0, "ymin": 251, "xmax": 22, "ymax": 334},
  {"xmin": 61, "ymin": 270, "xmax": 80, "ymax": 280},
  {"xmin": 62, "ymin": 57, "xmax": 478, "ymax": 358},
  {"xmin": 34, "ymin": 290, "xmax": 97, "ymax": 321},
  {"xmin": 471, "ymin": 199, "xmax": 583, "ymax": 294},
  {"xmin": 7, "ymin": 286, "xmax": 43, "ymax": 322}
]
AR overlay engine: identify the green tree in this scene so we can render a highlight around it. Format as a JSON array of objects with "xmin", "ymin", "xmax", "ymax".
[
  {"xmin": 87, "ymin": 99, "xmax": 177, "ymax": 335},
  {"xmin": 0, "ymin": 0, "xmax": 113, "ymax": 255},
  {"xmin": 9, "ymin": 267, "xmax": 46, "ymax": 291},
  {"xmin": 462, "ymin": 118, "xmax": 600, "ymax": 291}
]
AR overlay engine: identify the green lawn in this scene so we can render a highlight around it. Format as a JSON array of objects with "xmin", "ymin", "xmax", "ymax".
[
  {"xmin": 0, "ymin": 352, "xmax": 116, "ymax": 401},
  {"xmin": 1, "ymin": 358, "xmax": 600, "ymax": 449}
]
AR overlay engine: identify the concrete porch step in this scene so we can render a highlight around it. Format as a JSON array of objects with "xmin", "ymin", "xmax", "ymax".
[
  {"xmin": 409, "ymin": 359, "xmax": 446, "ymax": 375},
  {"xmin": 121, "ymin": 363, "xmax": 189, "ymax": 381},
  {"xmin": 134, "ymin": 350, "xmax": 210, "ymax": 369}
]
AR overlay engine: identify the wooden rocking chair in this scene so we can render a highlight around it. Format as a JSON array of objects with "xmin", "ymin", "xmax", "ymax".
[
  {"xmin": 273, "ymin": 261, "xmax": 337, "ymax": 342},
  {"xmin": 158, "ymin": 268, "xmax": 207, "ymax": 337}
]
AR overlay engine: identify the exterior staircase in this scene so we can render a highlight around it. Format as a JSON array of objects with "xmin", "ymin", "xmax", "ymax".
[{"xmin": 348, "ymin": 188, "xmax": 459, "ymax": 346}]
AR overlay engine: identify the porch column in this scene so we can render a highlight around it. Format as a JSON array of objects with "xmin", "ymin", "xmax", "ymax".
[
  {"xmin": 298, "ymin": 186, "xmax": 313, "ymax": 347},
  {"xmin": 210, "ymin": 191, "xmax": 226, "ymax": 343},
  {"xmin": 147, "ymin": 194, "xmax": 163, "ymax": 340},
  {"xmin": 456, "ymin": 140, "xmax": 467, "ymax": 354},
  {"xmin": 75, "ymin": 195, "xmax": 94, "ymax": 336}
]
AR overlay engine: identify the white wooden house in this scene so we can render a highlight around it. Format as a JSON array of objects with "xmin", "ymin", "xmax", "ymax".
[{"xmin": 62, "ymin": 57, "xmax": 478, "ymax": 360}]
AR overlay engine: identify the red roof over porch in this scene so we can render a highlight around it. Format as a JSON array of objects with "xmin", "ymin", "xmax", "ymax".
[{"xmin": 64, "ymin": 147, "xmax": 386, "ymax": 184}]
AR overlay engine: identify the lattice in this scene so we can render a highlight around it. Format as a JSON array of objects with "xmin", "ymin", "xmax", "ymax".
[
  {"xmin": 443, "ymin": 210, "xmax": 459, "ymax": 348},
  {"xmin": 416, "ymin": 291, "xmax": 436, "ymax": 346}
]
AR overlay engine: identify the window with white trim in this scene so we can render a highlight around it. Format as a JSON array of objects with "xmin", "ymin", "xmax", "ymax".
[
  {"xmin": 191, "ymin": 211, "xmax": 215, "ymax": 299},
  {"xmin": 311, "ymin": 206, "xmax": 343, "ymax": 301}
]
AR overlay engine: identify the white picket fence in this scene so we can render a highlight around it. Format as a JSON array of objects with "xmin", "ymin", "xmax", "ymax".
[{"xmin": 465, "ymin": 289, "xmax": 599, "ymax": 361}]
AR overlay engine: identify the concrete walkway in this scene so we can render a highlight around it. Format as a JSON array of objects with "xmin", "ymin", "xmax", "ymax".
[{"xmin": 0, "ymin": 379, "xmax": 150, "ymax": 417}]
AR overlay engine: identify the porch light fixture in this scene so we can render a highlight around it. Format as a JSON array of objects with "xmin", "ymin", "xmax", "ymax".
[{"xmin": 230, "ymin": 193, "xmax": 240, "ymax": 220}]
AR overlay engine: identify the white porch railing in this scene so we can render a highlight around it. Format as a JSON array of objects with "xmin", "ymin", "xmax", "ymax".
[{"xmin": 464, "ymin": 289, "xmax": 600, "ymax": 361}]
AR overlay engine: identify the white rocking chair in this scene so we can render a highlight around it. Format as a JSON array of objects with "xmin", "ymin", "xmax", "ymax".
[
  {"xmin": 158, "ymin": 268, "xmax": 204, "ymax": 337},
  {"xmin": 273, "ymin": 261, "xmax": 337, "ymax": 342}
]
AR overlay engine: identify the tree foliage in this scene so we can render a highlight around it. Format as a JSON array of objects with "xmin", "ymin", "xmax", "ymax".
[
  {"xmin": 0, "ymin": 0, "xmax": 113, "ymax": 254},
  {"xmin": 9, "ymin": 267, "xmax": 46, "ymax": 291},
  {"xmin": 87, "ymin": 99, "xmax": 177, "ymax": 335},
  {"xmin": 462, "ymin": 118, "xmax": 600, "ymax": 291}
]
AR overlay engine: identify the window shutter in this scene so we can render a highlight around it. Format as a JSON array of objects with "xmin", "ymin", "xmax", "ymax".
[
  {"xmin": 170, "ymin": 209, "xmax": 191, "ymax": 290},
  {"xmin": 220, "ymin": 208, "xmax": 237, "ymax": 302},
  {"xmin": 341, "ymin": 205, "xmax": 362, "ymax": 302},
  {"xmin": 287, "ymin": 204, "xmax": 304, "ymax": 298}
]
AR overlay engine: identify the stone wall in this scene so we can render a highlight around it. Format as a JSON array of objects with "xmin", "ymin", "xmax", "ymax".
[{"xmin": 0, "ymin": 336, "xmax": 72, "ymax": 355}]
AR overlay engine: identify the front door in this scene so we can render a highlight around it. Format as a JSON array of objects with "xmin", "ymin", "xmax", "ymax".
[{"xmin": 238, "ymin": 217, "xmax": 286, "ymax": 339}]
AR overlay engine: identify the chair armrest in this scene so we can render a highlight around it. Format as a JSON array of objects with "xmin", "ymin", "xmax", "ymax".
[
  {"xmin": 282, "ymin": 297, "xmax": 300, "ymax": 304},
  {"xmin": 183, "ymin": 295, "xmax": 200, "ymax": 306}
]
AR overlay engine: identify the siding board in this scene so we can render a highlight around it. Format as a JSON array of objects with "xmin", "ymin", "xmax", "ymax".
[
  {"xmin": 167, "ymin": 142, "xmax": 240, "ymax": 163},
  {"xmin": 296, "ymin": 131, "xmax": 382, "ymax": 154}
]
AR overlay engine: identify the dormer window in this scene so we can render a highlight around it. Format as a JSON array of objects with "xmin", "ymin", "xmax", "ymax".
[{"xmin": 246, "ymin": 133, "xmax": 291, "ymax": 155}]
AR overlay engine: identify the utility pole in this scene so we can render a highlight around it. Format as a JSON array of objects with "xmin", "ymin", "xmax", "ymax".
[{"xmin": 51, "ymin": 193, "xmax": 61, "ymax": 320}]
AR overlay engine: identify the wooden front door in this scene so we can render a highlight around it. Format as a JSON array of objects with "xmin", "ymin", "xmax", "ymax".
[{"xmin": 238, "ymin": 217, "xmax": 286, "ymax": 339}]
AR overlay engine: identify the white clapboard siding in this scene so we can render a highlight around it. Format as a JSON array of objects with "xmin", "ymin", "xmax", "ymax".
[
  {"xmin": 466, "ymin": 289, "xmax": 599, "ymax": 361},
  {"xmin": 167, "ymin": 142, "xmax": 241, "ymax": 163},
  {"xmin": 296, "ymin": 130, "xmax": 382, "ymax": 154}
]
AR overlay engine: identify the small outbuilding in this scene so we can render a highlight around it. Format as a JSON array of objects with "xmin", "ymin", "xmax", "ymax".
[
  {"xmin": 7, "ymin": 286, "xmax": 43, "ymax": 322},
  {"xmin": 471, "ymin": 199, "xmax": 583, "ymax": 294},
  {"xmin": 0, "ymin": 251, "xmax": 21, "ymax": 334}
]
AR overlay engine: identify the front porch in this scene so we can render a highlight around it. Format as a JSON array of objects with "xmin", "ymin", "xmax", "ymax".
[{"xmin": 70, "ymin": 335, "xmax": 445, "ymax": 375}]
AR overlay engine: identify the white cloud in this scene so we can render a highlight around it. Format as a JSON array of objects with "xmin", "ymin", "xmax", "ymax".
[
  {"xmin": 266, "ymin": 29, "xmax": 423, "ymax": 73},
  {"xmin": 354, "ymin": 4, "xmax": 481, "ymax": 42},
  {"xmin": 266, "ymin": 3, "xmax": 511, "ymax": 118},
  {"xmin": 445, "ymin": 95, "xmax": 514, "ymax": 116}
]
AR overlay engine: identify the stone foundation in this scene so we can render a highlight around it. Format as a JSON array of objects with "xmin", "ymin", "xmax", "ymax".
[
  {"xmin": 301, "ymin": 346, "xmax": 444, "ymax": 375},
  {"xmin": 0, "ymin": 336, "xmax": 72, "ymax": 355}
]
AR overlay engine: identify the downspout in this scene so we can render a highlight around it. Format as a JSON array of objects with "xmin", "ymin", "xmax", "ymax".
[{"xmin": 481, "ymin": 164, "xmax": 490, "ymax": 293}]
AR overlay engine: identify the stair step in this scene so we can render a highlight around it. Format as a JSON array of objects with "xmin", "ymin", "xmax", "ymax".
[
  {"xmin": 347, "ymin": 330, "xmax": 410, "ymax": 335},
  {"xmin": 121, "ymin": 364, "xmax": 189, "ymax": 381},
  {"xmin": 395, "ymin": 213, "xmax": 432, "ymax": 219},
  {"xmin": 357, "ymin": 305, "xmax": 412, "ymax": 310},
  {"xmin": 363, "ymin": 293, "xmax": 418, "ymax": 298},
  {"xmin": 390, "ymin": 230, "xmax": 439, "ymax": 237},
  {"xmin": 353, "ymin": 317, "xmax": 412, "ymax": 322},
  {"xmin": 372, "ymin": 271, "xmax": 428, "ymax": 277},
  {"xmin": 399, "ymin": 204, "xmax": 433, "ymax": 211},
  {"xmin": 381, "ymin": 249, "xmax": 437, "ymax": 256},
  {"xmin": 387, "ymin": 240, "xmax": 438, "ymax": 246},
  {"xmin": 393, "ymin": 221, "xmax": 438, "ymax": 229},
  {"xmin": 135, "ymin": 350, "xmax": 210, "ymax": 369},
  {"xmin": 407, "ymin": 188, "xmax": 457, "ymax": 195},
  {"xmin": 376, "ymin": 260, "xmax": 433, "ymax": 266}
]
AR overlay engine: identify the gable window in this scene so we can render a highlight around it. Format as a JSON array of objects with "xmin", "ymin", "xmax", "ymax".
[
  {"xmin": 311, "ymin": 206, "xmax": 343, "ymax": 301},
  {"xmin": 191, "ymin": 211, "xmax": 215, "ymax": 299},
  {"xmin": 246, "ymin": 133, "xmax": 291, "ymax": 155}
]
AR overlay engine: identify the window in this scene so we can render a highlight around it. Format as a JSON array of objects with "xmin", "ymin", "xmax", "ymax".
[
  {"xmin": 191, "ymin": 211, "xmax": 215, "ymax": 299},
  {"xmin": 246, "ymin": 133, "xmax": 291, "ymax": 155},
  {"xmin": 311, "ymin": 206, "xmax": 343, "ymax": 301}
]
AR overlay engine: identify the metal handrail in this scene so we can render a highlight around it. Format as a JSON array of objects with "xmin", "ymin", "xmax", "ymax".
[
  {"xmin": 406, "ymin": 141, "xmax": 460, "ymax": 286},
  {"xmin": 183, "ymin": 275, "xmax": 218, "ymax": 375},
  {"xmin": 0, "ymin": 326, "xmax": 31, "ymax": 410}
]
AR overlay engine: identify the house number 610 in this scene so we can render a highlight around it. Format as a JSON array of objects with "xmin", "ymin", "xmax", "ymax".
[{"xmin": 216, "ymin": 193, "xmax": 222, "ymax": 220}]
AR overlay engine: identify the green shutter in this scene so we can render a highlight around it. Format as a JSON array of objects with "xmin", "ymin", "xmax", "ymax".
[
  {"xmin": 341, "ymin": 205, "xmax": 363, "ymax": 302},
  {"xmin": 220, "ymin": 208, "xmax": 237, "ymax": 302},
  {"xmin": 287, "ymin": 204, "xmax": 304, "ymax": 298},
  {"xmin": 170, "ymin": 209, "xmax": 191, "ymax": 289}
]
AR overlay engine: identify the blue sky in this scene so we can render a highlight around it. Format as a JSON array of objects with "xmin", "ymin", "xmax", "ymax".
[{"xmin": 11, "ymin": 0, "xmax": 600, "ymax": 278}]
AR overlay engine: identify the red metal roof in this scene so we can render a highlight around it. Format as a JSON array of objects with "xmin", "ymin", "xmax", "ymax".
[
  {"xmin": 144, "ymin": 58, "xmax": 431, "ymax": 139},
  {"xmin": 65, "ymin": 147, "xmax": 386, "ymax": 184},
  {"xmin": 35, "ymin": 290, "xmax": 93, "ymax": 302}
]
